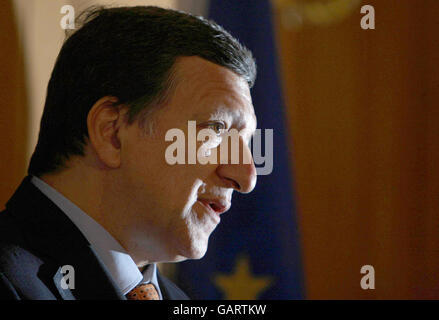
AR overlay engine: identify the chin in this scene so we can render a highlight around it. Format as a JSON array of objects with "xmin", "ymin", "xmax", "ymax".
[{"xmin": 177, "ymin": 240, "xmax": 208, "ymax": 261}]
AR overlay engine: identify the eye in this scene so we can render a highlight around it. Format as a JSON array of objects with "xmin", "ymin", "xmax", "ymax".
[{"xmin": 206, "ymin": 121, "xmax": 226, "ymax": 135}]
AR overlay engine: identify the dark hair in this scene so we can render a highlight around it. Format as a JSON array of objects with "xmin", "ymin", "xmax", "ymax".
[{"xmin": 28, "ymin": 5, "xmax": 256, "ymax": 177}]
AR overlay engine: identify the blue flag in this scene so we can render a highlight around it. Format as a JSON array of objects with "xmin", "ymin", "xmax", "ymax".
[{"xmin": 176, "ymin": 0, "xmax": 304, "ymax": 299}]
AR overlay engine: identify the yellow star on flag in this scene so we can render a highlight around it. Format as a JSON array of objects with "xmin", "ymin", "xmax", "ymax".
[{"xmin": 213, "ymin": 255, "xmax": 273, "ymax": 300}]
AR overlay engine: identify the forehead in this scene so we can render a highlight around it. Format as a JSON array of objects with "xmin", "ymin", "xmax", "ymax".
[{"xmin": 167, "ymin": 56, "xmax": 256, "ymax": 129}]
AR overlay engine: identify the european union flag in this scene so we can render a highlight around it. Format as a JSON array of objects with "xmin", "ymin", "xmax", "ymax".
[{"xmin": 176, "ymin": 0, "xmax": 304, "ymax": 299}]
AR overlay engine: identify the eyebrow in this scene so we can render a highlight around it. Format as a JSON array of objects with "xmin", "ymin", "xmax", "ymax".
[{"xmin": 194, "ymin": 106, "xmax": 257, "ymax": 131}]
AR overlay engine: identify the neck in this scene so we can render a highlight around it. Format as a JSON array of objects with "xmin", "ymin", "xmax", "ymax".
[
  {"xmin": 39, "ymin": 158, "xmax": 166, "ymax": 265},
  {"xmin": 40, "ymin": 159, "xmax": 104, "ymax": 226}
]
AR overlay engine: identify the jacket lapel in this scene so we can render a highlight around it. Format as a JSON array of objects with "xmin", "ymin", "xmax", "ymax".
[
  {"xmin": 6, "ymin": 176, "xmax": 125, "ymax": 300},
  {"xmin": 157, "ymin": 270, "xmax": 190, "ymax": 300}
]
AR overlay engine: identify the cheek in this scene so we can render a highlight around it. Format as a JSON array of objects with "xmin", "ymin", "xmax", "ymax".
[
  {"xmin": 121, "ymin": 129, "xmax": 215, "ymax": 215},
  {"xmin": 122, "ymin": 134, "xmax": 171, "ymax": 188}
]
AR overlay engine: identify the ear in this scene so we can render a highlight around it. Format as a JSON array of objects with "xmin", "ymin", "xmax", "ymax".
[{"xmin": 87, "ymin": 96, "xmax": 126, "ymax": 168}]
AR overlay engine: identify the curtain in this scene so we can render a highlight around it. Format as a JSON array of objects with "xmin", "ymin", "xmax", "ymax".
[
  {"xmin": 275, "ymin": 0, "xmax": 439, "ymax": 299},
  {"xmin": 0, "ymin": 0, "xmax": 28, "ymax": 209}
]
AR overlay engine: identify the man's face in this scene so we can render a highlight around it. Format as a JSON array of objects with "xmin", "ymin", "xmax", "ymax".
[{"xmin": 112, "ymin": 56, "xmax": 257, "ymax": 263}]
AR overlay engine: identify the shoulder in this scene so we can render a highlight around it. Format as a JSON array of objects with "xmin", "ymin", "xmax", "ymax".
[
  {"xmin": 0, "ymin": 209, "xmax": 27, "ymax": 299},
  {"xmin": 0, "ymin": 208, "xmax": 32, "ymax": 265},
  {"xmin": 0, "ymin": 209, "xmax": 47, "ymax": 300},
  {"xmin": 0, "ymin": 208, "xmax": 26, "ymax": 261}
]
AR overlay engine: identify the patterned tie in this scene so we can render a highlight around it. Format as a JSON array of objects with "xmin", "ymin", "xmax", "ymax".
[{"xmin": 126, "ymin": 283, "xmax": 160, "ymax": 300}]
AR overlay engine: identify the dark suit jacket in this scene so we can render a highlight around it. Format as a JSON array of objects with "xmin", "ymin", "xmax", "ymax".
[{"xmin": 0, "ymin": 176, "xmax": 189, "ymax": 300}]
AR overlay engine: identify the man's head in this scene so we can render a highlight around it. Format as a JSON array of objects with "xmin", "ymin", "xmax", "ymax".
[{"xmin": 29, "ymin": 6, "xmax": 257, "ymax": 264}]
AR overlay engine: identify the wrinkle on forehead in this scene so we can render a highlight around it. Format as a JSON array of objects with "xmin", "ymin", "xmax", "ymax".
[
  {"xmin": 173, "ymin": 56, "xmax": 252, "ymax": 101},
  {"xmin": 165, "ymin": 57, "xmax": 256, "ymax": 134},
  {"xmin": 178, "ymin": 58, "xmax": 254, "ymax": 112}
]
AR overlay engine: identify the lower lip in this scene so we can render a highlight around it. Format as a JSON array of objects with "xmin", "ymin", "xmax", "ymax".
[{"xmin": 197, "ymin": 200, "xmax": 221, "ymax": 222}]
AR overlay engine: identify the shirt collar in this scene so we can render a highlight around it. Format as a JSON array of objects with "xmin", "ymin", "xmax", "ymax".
[{"xmin": 31, "ymin": 176, "xmax": 159, "ymax": 296}]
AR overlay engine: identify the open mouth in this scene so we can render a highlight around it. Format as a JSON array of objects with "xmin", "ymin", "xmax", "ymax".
[
  {"xmin": 198, "ymin": 199, "xmax": 229, "ymax": 215},
  {"xmin": 208, "ymin": 202, "xmax": 225, "ymax": 214}
]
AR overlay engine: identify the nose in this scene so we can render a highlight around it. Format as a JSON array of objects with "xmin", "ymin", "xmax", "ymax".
[{"xmin": 216, "ymin": 136, "xmax": 257, "ymax": 193}]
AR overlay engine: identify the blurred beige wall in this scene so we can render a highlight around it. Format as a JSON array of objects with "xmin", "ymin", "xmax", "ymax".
[{"xmin": 13, "ymin": 0, "xmax": 68, "ymax": 162}]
